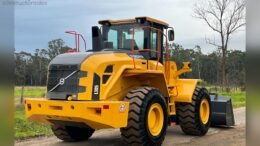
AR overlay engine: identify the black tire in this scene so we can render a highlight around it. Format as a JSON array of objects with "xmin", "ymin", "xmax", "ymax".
[
  {"xmin": 51, "ymin": 125, "xmax": 95, "ymax": 142},
  {"xmin": 120, "ymin": 87, "xmax": 168, "ymax": 146},
  {"xmin": 176, "ymin": 87, "xmax": 211, "ymax": 136}
]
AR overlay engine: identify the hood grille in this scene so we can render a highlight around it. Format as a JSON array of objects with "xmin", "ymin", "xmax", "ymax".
[{"xmin": 47, "ymin": 64, "xmax": 79, "ymax": 99}]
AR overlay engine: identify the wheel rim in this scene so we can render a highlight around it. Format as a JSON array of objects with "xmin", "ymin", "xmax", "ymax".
[
  {"xmin": 147, "ymin": 103, "xmax": 164, "ymax": 136},
  {"xmin": 200, "ymin": 98, "xmax": 210, "ymax": 124}
]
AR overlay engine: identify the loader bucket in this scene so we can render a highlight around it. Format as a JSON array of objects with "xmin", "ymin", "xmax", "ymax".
[{"xmin": 209, "ymin": 93, "xmax": 235, "ymax": 127}]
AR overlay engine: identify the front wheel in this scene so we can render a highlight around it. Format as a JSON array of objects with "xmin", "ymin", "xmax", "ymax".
[
  {"xmin": 51, "ymin": 125, "xmax": 95, "ymax": 142},
  {"xmin": 176, "ymin": 87, "xmax": 211, "ymax": 136},
  {"xmin": 120, "ymin": 87, "xmax": 168, "ymax": 146}
]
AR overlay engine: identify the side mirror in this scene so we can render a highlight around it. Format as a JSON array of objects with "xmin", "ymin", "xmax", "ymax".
[
  {"xmin": 92, "ymin": 26, "xmax": 103, "ymax": 51},
  {"xmin": 92, "ymin": 26, "xmax": 100, "ymax": 37},
  {"xmin": 168, "ymin": 29, "xmax": 175, "ymax": 41}
]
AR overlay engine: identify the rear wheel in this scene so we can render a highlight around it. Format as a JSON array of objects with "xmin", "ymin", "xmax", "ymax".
[
  {"xmin": 51, "ymin": 125, "xmax": 95, "ymax": 142},
  {"xmin": 120, "ymin": 87, "xmax": 168, "ymax": 146},
  {"xmin": 176, "ymin": 87, "xmax": 211, "ymax": 136}
]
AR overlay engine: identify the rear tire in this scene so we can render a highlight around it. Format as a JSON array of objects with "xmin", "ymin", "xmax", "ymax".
[
  {"xmin": 120, "ymin": 87, "xmax": 168, "ymax": 146},
  {"xmin": 51, "ymin": 125, "xmax": 95, "ymax": 142},
  {"xmin": 176, "ymin": 87, "xmax": 211, "ymax": 136}
]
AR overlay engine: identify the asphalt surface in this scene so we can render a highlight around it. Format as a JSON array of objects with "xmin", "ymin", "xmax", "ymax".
[{"xmin": 16, "ymin": 107, "xmax": 245, "ymax": 146}]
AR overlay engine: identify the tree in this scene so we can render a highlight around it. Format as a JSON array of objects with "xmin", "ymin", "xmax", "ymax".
[
  {"xmin": 14, "ymin": 38, "xmax": 73, "ymax": 86},
  {"xmin": 194, "ymin": 0, "xmax": 246, "ymax": 86},
  {"xmin": 47, "ymin": 39, "xmax": 72, "ymax": 59},
  {"xmin": 194, "ymin": 45, "xmax": 202, "ymax": 79},
  {"xmin": 14, "ymin": 52, "xmax": 32, "ymax": 85},
  {"xmin": 200, "ymin": 51, "xmax": 220, "ymax": 85},
  {"xmin": 226, "ymin": 50, "xmax": 245, "ymax": 86}
]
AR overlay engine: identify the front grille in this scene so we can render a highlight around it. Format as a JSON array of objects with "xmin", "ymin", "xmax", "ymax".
[{"xmin": 47, "ymin": 64, "xmax": 79, "ymax": 94}]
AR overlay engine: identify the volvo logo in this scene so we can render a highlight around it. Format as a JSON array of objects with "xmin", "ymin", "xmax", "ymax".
[
  {"xmin": 49, "ymin": 70, "xmax": 78, "ymax": 92},
  {"xmin": 59, "ymin": 78, "xmax": 65, "ymax": 85}
]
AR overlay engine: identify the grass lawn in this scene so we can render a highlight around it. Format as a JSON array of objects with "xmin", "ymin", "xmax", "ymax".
[
  {"xmin": 207, "ymin": 86, "xmax": 246, "ymax": 107},
  {"xmin": 15, "ymin": 105, "xmax": 53, "ymax": 140},
  {"xmin": 14, "ymin": 86, "xmax": 46, "ymax": 97},
  {"xmin": 14, "ymin": 86, "xmax": 46, "ymax": 105},
  {"xmin": 217, "ymin": 91, "xmax": 246, "ymax": 107},
  {"xmin": 15, "ymin": 86, "xmax": 52, "ymax": 140}
]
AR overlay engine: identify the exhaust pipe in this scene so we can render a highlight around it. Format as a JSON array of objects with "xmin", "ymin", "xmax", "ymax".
[{"xmin": 210, "ymin": 93, "xmax": 235, "ymax": 127}]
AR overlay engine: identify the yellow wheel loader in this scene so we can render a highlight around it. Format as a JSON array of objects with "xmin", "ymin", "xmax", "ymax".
[{"xmin": 24, "ymin": 17, "xmax": 235, "ymax": 145}]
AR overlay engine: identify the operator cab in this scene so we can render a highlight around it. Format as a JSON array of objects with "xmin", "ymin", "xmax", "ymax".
[{"xmin": 92, "ymin": 16, "xmax": 174, "ymax": 63}]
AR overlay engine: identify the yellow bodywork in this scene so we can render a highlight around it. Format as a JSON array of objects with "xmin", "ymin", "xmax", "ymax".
[
  {"xmin": 78, "ymin": 53, "xmax": 198, "ymax": 102},
  {"xmin": 78, "ymin": 53, "xmax": 169, "ymax": 101},
  {"xmin": 25, "ymin": 98, "xmax": 129, "ymax": 129},
  {"xmin": 24, "ymin": 52, "xmax": 198, "ymax": 129}
]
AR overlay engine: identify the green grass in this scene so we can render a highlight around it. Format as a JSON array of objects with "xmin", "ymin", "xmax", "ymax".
[
  {"xmin": 14, "ymin": 86, "xmax": 46, "ymax": 98},
  {"xmin": 14, "ymin": 86, "xmax": 46, "ymax": 105},
  {"xmin": 15, "ymin": 86, "xmax": 52, "ymax": 139},
  {"xmin": 15, "ymin": 105, "xmax": 52, "ymax": 140},
  {"xmin": 217, "ymin": 91, "xmax": 246, "ymax": 107},
  {"xmin": 206, "ymin": 86, "xmax": 246, "ymax": 107}
]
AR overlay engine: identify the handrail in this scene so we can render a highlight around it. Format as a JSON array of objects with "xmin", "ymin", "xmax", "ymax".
[
  {"xmin": 131, "ymin": 26, "xmax": 170, "ymax": 72},
  {"xmin": 65, "ymin": 31, "xmax": 87, "ymax": 52},
  {"xmin": 65, "ymin": 31, "xmax": 78, "ymax": 51},
  {"xmin": 79, "ymin": 34, "xmax": 87, "ymax": 51}
]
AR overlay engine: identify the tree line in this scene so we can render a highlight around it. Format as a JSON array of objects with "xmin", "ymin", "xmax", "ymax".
[
  {"xmin": 15, "ymin": 39, "xmax": 245, "ymax": 87},
  {"xmin": 15, "ymin": 39, "xmax": 74, "ymax": 86},
  {"xmin": 169, "ymin": 43, "xmax": 245, "ymax": 87}
]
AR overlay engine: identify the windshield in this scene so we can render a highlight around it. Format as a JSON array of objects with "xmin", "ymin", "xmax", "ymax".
[{"xmin": 102, "ymin": 24, "xmax": 144, "ymax": 50}]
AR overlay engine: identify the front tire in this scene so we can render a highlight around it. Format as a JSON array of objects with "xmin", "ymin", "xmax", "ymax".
[
  {"xmin": 120, "ymin": 87, "xmax": 168, "ymax": 146},
  {"xmin": 51, "ymin": 125, "xmax": 95, "ymax": 142},
  {"xmin": 176, "ymin": 87, "xmax": 211, "ymax": 136}
]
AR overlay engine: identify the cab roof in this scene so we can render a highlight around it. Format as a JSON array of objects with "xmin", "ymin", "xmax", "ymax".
[{"xmin": 99, "ymin": 16, "xmax": 169, "ymax": 27}]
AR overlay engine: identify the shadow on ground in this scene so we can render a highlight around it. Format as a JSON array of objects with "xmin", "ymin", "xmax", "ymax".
[{"xmin": 52, "ymin": 137, "xmax": 123, "ymax": 146}]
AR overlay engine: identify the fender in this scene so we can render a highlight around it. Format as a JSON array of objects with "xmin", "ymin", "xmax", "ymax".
[{"xmin": 172, "ymin": 79, "xmax": 200, "ymax": 103}]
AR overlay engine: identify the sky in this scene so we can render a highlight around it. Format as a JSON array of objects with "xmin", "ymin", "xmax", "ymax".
[{"xmin": 15, "ymin": 0, "xmax": 246, "ymax": 54}]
